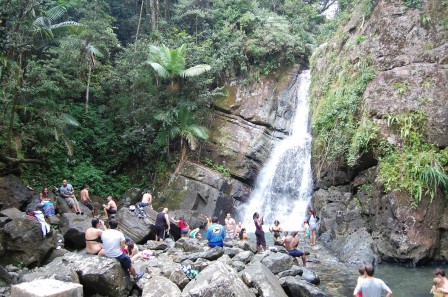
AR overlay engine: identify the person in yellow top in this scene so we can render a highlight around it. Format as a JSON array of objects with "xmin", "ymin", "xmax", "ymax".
[{"xmin": 431, "ymin": 278, "xmax": 448, "ymax": 297}]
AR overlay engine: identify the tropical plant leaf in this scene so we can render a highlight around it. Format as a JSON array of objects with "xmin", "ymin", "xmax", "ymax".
[
  {"xmin": 181, "ymin": 64, "xmax": 211, "ymax": 77},
  {"xmin": 46, "ymin": 5, "xmax": 67, "ymax": 22},
  {"xmin": 147, "ymin": 62, "xmax": 170, "ymax": 78},
  {"xmin": 188, "ymin": 124, "xmax": 209, "ymax": 140},
  {"xmin": 61, "ymin": 113, "xmax": 80, "ymax": 127}
]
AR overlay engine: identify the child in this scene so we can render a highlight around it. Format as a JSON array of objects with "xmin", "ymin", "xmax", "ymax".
[
  {"xmin": 303, "ymin": 220, "xmax": 310, "ymax": 239},
  {"xmin": 431, "ymin": 278, "xmax": 448, "ymax": 297},
  {"xmin": 356, "ymin": 265, "xmax": 366, "ymax": 297}
]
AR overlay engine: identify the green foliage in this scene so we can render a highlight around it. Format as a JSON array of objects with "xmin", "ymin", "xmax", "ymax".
[
  {"xmin": 403, "ymin": 0, "xmax": 423, "ymax": 9},
  {"xmin": 347, "ymin": 116, "xmax": 378, "ymax": 166},
  {"xmin": 204, "ymin": 158, "xmax": 231, "ymax": 177},
  {"xmin": 392, "ymin": 81, "xmax": 411, "ymax": 95}
]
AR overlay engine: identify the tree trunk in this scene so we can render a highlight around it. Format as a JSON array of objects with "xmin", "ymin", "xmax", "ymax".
[
  {"xmin": 85, "ymin": 63, "xmax": 91, "ymax": 112},
  {"xmin": 149, "ymin": 0, "xmax": 159, "ymax": 32},
  {"xmin": 173, "ymin": 140, "xmax": 187, "ymax": 175},
  {"xmin": 135, "ymin": 0, "xmax": 145, "ymax": 49}
]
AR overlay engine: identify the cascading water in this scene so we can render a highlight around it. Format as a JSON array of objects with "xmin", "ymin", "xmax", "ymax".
[{"xmin": 242, "ymin": 70, "xmax": 313, "ymax": 231}]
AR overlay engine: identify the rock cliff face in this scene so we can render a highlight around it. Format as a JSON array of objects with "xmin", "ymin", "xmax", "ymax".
[
  {"xmin": 311, "ymin": 0, "xmax": 448, "ymax": 264},
  {"xmin": 165, "ymin": 66, "xmax": 304, "ymax": 220}
]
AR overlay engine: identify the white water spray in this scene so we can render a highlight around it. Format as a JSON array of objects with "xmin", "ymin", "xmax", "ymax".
[{"xmin": 242, "ymin": 70, "xmax": 313, "ymax": 231}]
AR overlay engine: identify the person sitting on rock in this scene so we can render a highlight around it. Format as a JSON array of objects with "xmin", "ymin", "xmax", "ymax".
[
  {"xmin": 39, "ymin": 187, "xmax": 55, "ymax": 222},
  {"xmin": 206, "ymin": 216, "xmax": 226, "ymax": 247},
  {"xmin": 80, "ymin": 185, "xmax": 95, "ymax": 217},
  {"xmin": 137, "ymin": 190, "xmax": 153, "ymax": 209},
  {"xmin": 101, "ymin": 219, "xmax": 144, "ymax": 281},
  {"xmin": 283, "ymin": 231, "xmax": 309, "ymax": 267},
  {"xmin": 155, "ymin": 208, "xmax": 170, "ymax": 241},
  {"xmin": 238, "ymin": 228, "xmax": 249, "ymax": 240},
  {"xmin": 60, "ymin": 179, "xmax": 83, "ymax": 215},
  {"xmin": 85, "ymin": 218, "xmax": 106, "ymax": 256},
  {"xmin": 172, "ymin": 216, "xmax": 189, "ymax": 238},
  {"xmin": 102, "ymin": 196, "xmax": 117, "ymax": 218},
  {"xmin": 189, "ymin": 222, "xmax": 206, "ymax": 240}
]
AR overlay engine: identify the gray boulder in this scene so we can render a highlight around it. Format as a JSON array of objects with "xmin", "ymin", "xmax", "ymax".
[
  {"xmin": 175, "ymin": 238, "xmax": 205, "ymax": 253},
  {"xmin": 11, "ymin": 279, "xmax": 83, "ymax": 297},
  {"xmin": 280, "ymin": 276, "xmax": 327, "ymax": 297},
  {"xmin": 0, "ymin": 175, "xmax": 34, "ymax": 211},
  {"xmin": 235, "ymin": 240, "xmax": 257, "ymax": 254},
  {"xmin": 233, "ymin": 250, "xmax": 254, "ymax": 264},
  {"xmin": 20, "ymin": 253, "xmax": 133, "ymax": 297},
  {"xmin": 231, "ymin": 260, "xmax": 246, "ymax": 272},
  {"xmin": 59, "ymin": 213, "xmax": 91, "ymax": 249},
  {"xmin": 261, "ymin": 253, "xmax": 293, "ymax": 274},
  {"xmin": 277, "ymin": 265, "xmax": 303, "ymax": 278},
  {"xmin": 183, "ymin": 246, "xmax": 224, "ymax": 262},
  {"xmin": 145, "ymin": 240, "xmax": 169, "ymax": 251},
  {"xmin": 2, "ymin": 216, "xmax": 56, "ymax": 267},
  {"xmin": 240, "ymin": 262, "xmax": 288, "ymax": 297},
  {"xmin": 142, "ymin": 275, "xmax": 181, "ymax": 297},
  {"xmin": 182, "ymin": 261, "xmax": 255, "ymax": 297},
  {"xmin": 223, "ymin": 247, "xmax": 243, "ymax": 258},
  {"xmin": 114, "ymin": 207, "xmax": 154, "ymax": 243},
  {"xmin": 0, "ymin": 207, "xmax": 26, "ymax": 220},
  {"xmin": 301, "ymin": 268, "xmax": 321, "ymax": 285}
]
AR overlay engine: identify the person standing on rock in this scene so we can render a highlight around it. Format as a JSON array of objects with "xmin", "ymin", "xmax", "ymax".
[
  {"xmin": 60, "ymin": 179, "xmax": 83, "ymax": 215},
  {"xmin": 206, "ymin": 216, "xmax": 225, "ymax": 247},
  {"xmin": 353, "ymin": 264, "xmax": 392, "ymax": 297},
  {"xmin": 306, "ymin": 209, "xmax": 319, "ymax": 246},
  {"xmin": 138, "ymin": 190, "xmax": 153, "ymax": 209},
  {"xmin": 253, "ymin": 212, "xmax": 267, "ymax": 253},
  {"xmin": 172, "ymin": 215, "xmax": 189, "ymax": 237},
  {"xmin": 101, "ymin": 219, "xmax": 144, "ymax": 281},
  {"xmin": 80, "ymin": 185, "xmax": 95, "ymax": 217},
  {"xmin": 102, "ymin": 196, "xmax": 117, "ymax": 218},
  {"xmin": 155, "ymin": 208, "xmax": 170, "ymax": 241},
  {"xmin": 283, "ymin": 231, "xmax": 309, "ymax": 266},
  {"xmin": 224, "ymin": 213, "xmax": 236, "ymax": 241},
  {"xmin": 85, "ymin": 218, "xmax": 106, "ymax": 256}
]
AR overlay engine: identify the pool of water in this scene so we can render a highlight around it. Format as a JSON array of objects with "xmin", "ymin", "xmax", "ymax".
[{"xmin": 244, "ymin": 231, "xmax": 447, "ymax": 297}]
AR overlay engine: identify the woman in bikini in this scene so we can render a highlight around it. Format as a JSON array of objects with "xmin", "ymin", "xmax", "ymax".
[
  {"xmin": 269, "ymin": 220, "xmax": 283, "ymax": 243},
  {"xmin": 85, "ymin": 218, "xmax": 106, "ymax": 256}
]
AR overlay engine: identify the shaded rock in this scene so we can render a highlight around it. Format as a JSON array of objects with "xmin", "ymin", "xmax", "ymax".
[
  {"xmin": 277, "ymin": 265, "xmax": 303, "ymax": 278},
  {"xmin": 224, "ymin": 247, "xmax": 243, "ymax": 258},
  {"xmin": 121, "ymin": 188, "xmax": 142, "ymax": 207},
  {"xmin": 114, "ymin": 207, "xmax": 154, "ymax": 244},
  {"xmin": 280, "ymin": 276, "xmax": 327, "ymax": 297},
  {"xmin": 240, "ymin": 262, "xmax": 288, "ymax": 297},
  {"xmin": 232, "ymin": 250, "xmax": 254, "ymax": 264},
  {"xmin": 2, "ymin": 217, "xmax": 56, "ymax": 267},
  {"xmin": 59, "ymin": 213, "xmax": 91, "ymax": 249},
  {"xmin": 261, "ymin": 253, "xmax": 293, "ymax": 274},
  {"xmin": 235, "ymin": 240, "xmax": 257, "ymax": 254},
  {"xmin": 182, "ymin": 261, "xmax": 255, "ymax": 297},
  {"xmin": 142, "ymin": 275, "xmax": 181, "ymax": 297},
  {"xmin": 20, "ymin": 253, "xmax": 132, "ymax": 297},
  {"xmin": 146, "ymin": 240, "xmax": 168, "ymax": 251},
  {"xmin": 55, "ymin": 197, "xmax": 91, "ymax": 216},
  {"xmin": 0, "ymin": 175, "xmax": 34, "ymax": 211},
  {"xmin": 183, "ymin": 246, "xmax": 224, "ymax": 262},
  {"xmin": 169, "ymin": 270, "xmax": 190, "ymax": 290},
  {"xmin": 301, "ymin": 268, "xmax": 320, "ymax": 285},
  {"xmin": 11, "ymin": 279, "xmax": 83, "ymax": 297},
  {"xmin": 231, "ymin": 260, "xmax": 246, "ymax": 272},
  {"xmin": 0, "ymin": 208, "xmax": 25, "ymax": 220},
  {"xmin": 175, "ymin": 238, "xmax": 205, "ymax": 253},
  {"xmin": 191, "ymin": 258, "xmax": 210, "ymax": 271}
]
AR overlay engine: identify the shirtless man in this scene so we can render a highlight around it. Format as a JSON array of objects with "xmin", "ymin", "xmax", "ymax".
[
  {"xmin": 80, "ymin": 185, "xmax": 95, "ymax": 217},
  {"xmin": 434, "ymin": 268, "xmax": 448, "ymax": 292},
  {"xmin": 283, "ymin": 231, "xmax": 309, "ymax": 266},
  {"xmin": 224, "ymin": 213, "xmax": 236, "ymax": 241},
  {"xmin": 235, "ymin": 222, "xmax": 243, "ymax": 237},
  {"xmin": 85, "ymin": 218, "xmax": 106, "ymax": 256},
  {"xmin": 102, "ymin": 196, "xmax": 117, "ymax": 218},
  {"xmin": 139, "ymin": 190, "xmax": 153, "ymax": 209}
]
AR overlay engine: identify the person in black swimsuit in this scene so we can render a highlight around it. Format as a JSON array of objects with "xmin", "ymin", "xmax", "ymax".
[
  {"xmin": 85, "ymin": 218, "xmax": 106, "ymax": 256},
  {"xmin": 269, "ymin": 220, "xmax": 283, "ymax": 243}
]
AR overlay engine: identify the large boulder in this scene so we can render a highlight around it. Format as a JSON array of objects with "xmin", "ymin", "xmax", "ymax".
[
  {"xmin": 59, "ymin": 213, "xmax": 91, "ymax": 249},
  {"xmin": 175, "ymin": 238, "xmax": 206, "ymax": 253},
  {"xmin": 1, "ymin": 215, "xmax": 56, "ymax": 267},
  {"xmin": 0, "ymin": 175, "xmax": 34, "ymax": 211},
  {"xmin": 182, "ymin": 261, "xmax": 255, "ymax": 297},
  {"xmin": 280, "ymin": 276, "xmax": 327, "ymax": 297},
  {"xmin": 182, "ymin": 246, "xmax": 224, "ymax": 262},
  {"xmin": 261, "ymin": 253, "xmax": 293, "ymax": 275},
  {"xmin": 11, "ymin": 279, "xmax": 83, "ymax": 297},
  {"xmin": 20, "ymin": 253, "xmax": 133, "ymax": 297},
  {"xmin": 240, "ymin": 262, "xmax": 288, "ymax": 297},
  {"xmin": 142, "ymin": 275, "xmax": 181, "ymax": 297},
  {"xmin": 232, "ymin": 250, "xmax": 254, "ymax": 264}
]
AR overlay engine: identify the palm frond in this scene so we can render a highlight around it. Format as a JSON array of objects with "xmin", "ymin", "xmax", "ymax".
[
  {"xmin": 50, "ymin": 21, "xmax": 84, "ymax": 35},
  {"xmin": 181, "ymin": 64, "xmax": 211, "ymax": 77},
  {"xmin": 46, "ymin": 6, "xmax": 67, "ymax": 22},
  {"xmin": 187, "ymin": 124, "xmax": 209, "ymax": 140},
  {"xmin": 61, "ymin": 113, "xmax": 80, "ymax": 127},
  {"xmin": 147, "ymin": 62, "xmax": 170, "ymax": 78}
]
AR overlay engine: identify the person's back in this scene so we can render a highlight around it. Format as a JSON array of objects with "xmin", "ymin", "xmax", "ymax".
[
  {"xmin": 358, "ymin": 278, "xmax": 391, "ymax": 297},
  {"xmin": 206, "ymin": 217, "xmax": 225, "ymax": 247},
  {"xmin": 101, "ymin": 228, "xmax": 124, "ymax": 258}
]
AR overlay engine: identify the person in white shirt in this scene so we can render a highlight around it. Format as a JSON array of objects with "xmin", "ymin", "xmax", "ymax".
[
  {"xmin": 101, "ymin": 219, "xmax": 144, "ymax": 281},
  {"xmin": 353, "ymin": 264, "xmax": 392, "ymax": 297}
]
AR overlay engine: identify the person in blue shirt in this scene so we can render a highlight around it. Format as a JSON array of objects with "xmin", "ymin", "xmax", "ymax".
[{"xmin": 206, "ymin": 216, "xmax": 226, "ymax": 247}]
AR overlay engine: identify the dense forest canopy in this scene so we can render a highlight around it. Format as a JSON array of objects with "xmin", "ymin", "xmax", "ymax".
[{"xmin": 0, "ymin": 0, "xmax": 334, "ymax": 196}]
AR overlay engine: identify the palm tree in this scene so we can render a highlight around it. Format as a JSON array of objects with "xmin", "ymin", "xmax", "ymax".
[
  {"xmin": 146, "ymin": 44, "xmax": 210, "ymax": 91},
  {"xmin": 81, "ymin": 42, "xmax": 104, "ymax": 112},
  {"xmin": 156, "ymin": 107, "xmax": 209, "ymax": 175}
]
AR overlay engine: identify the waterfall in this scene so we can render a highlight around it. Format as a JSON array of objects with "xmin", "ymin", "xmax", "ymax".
[{"xmin": 242, "ymin": 70, "xmax": 313, "ymax": 231}]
